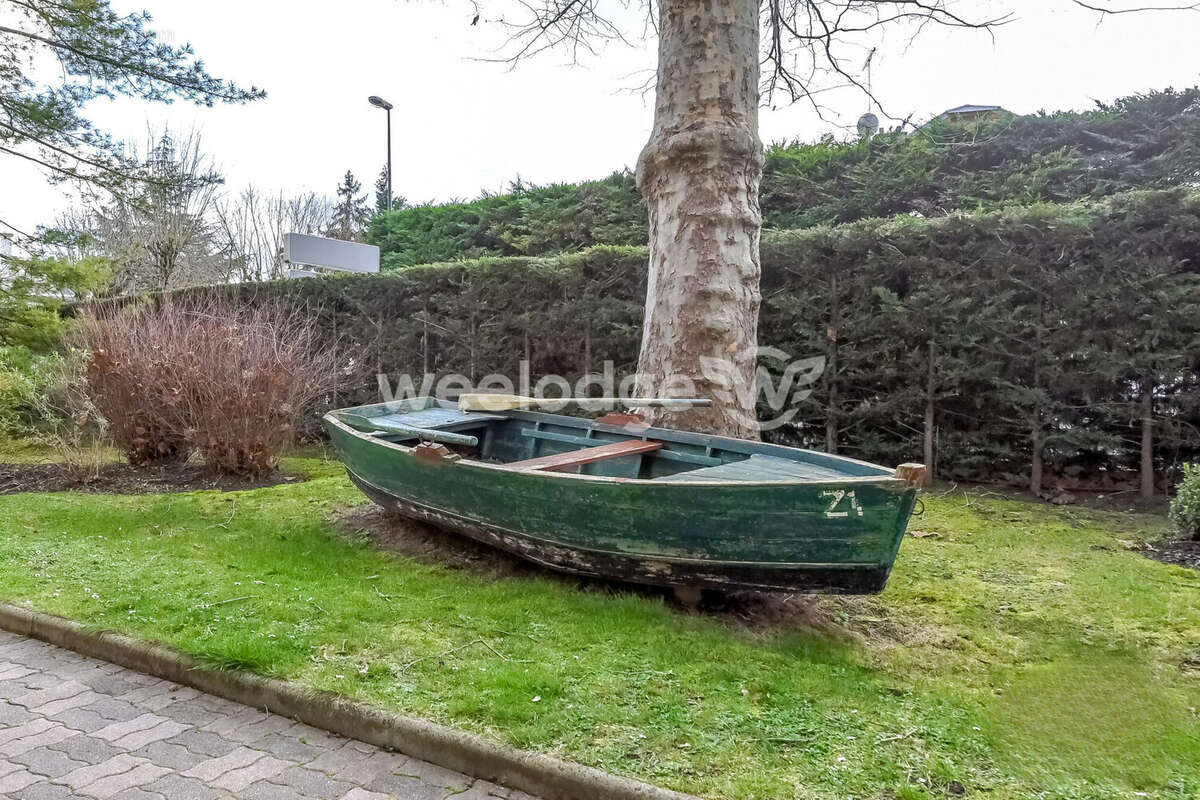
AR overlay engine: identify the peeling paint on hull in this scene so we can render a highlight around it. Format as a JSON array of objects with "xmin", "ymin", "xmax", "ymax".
[{"xmin": 349, "ymin": 471, "xmax": 894, "ymax": 593}]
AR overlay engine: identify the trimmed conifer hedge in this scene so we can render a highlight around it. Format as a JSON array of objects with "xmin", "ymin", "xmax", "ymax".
[
  {"xmin": 161, "ymin": 189, "xmax": 1200, "ymax": 490},
  {"xmin": 368, "ymin": 88, "xmax": 1200, "ymax": 268}
]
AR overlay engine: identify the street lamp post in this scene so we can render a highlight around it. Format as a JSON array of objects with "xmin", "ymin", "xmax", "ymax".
[{"xmin": 368, "ymin": 95, "xmax": 393, "ymax": 210}]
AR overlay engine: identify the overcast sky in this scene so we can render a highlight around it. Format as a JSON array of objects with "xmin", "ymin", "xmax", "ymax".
[{"xmin": 4, "ymin": 0, "xmax": 1199, "ymax": 235}]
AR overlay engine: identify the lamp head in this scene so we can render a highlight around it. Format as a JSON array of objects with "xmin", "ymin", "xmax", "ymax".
[{"xmin": 368, "ymin": 95, "xmax": 393, "ymax": 110}]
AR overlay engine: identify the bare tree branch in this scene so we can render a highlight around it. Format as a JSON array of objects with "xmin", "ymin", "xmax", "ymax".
[
  {"xmin": 1072, "ymin": 0, "xmax": 1199, "ymax": 12},
  {"xmin": 760, "ymin": 1, "xmax": 1012, "ymax": 119},
  {"xmin": 475, "ymin": 0, "xmax": 634, "ymax": 66},
  {"xmin": 477, "ymin": 0, "xmax": 1196, "ymax": 126}
]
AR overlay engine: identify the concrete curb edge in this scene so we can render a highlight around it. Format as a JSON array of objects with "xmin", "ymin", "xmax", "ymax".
[{"xmin": 0, "ymin": 602, "xmax": 698, "ymax": 800}]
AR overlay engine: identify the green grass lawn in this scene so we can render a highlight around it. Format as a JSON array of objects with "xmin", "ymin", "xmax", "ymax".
[{"xmin": 0, "ymin": 450, "xmax": 1196, "ymax": 799}]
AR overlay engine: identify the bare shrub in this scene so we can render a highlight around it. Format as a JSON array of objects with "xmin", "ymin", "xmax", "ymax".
[
  {"xmin": 174, "ymin": 299, "xmax": 342, "ymax": 475},
  {"xmin": 75, "ymin": 297, "xmax": 342, "ymax": 475},
  {"xmin": 75, "ymin": 302, "xmax": 193, "ymax": 465}
]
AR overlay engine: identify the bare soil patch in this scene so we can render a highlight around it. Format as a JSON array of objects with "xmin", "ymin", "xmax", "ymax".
[
  {"xmin": 1144, "ymin": 534, "xmax": 1200, "ymax": 571},
  {"xmin": 0, "ymin": 461, "xmax": 304, "ymax": 495},
  {"xmin": 334, "ymin": 504, "xmax": 849, "ymax": 633}
]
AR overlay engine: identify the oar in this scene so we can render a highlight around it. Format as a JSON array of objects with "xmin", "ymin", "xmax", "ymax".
[
  {"xmin": 339, "ymin": 413, "xmax": 480, "ymax": 447},
  {"xmin": 458, "ymin": 393, "xmax": 711, "ymax": 413}
]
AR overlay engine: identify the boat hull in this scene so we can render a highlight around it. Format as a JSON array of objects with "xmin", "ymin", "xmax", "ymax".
[
  {"xmin": 326, "ymin": 414, "xmax": 919, "ymax": 594},
  {"xmin": 348, "ymin": 470, "xmax": 896, "ymax": 593}
]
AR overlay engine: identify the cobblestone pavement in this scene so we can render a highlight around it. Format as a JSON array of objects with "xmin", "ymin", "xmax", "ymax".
[{"xmin": 0, "ymin": 630, "xmax": 537, "ymax": 799}]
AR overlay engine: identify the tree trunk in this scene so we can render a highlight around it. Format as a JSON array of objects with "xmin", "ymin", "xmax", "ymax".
[
  {"xmin": 825, "ymin": 323, "xmax": 838, "ymax": 453},
  {"xmin": 584, "ymin": 326, "xmax": 592, "ymax": 377},
  {"xmin": 923, "ymin": 336, "xmax": 936, "ymax": 482},
  {"xmin": 1030, "ymin": 302, "xmax": 1044, "ymax": 496},
  {"xmin": 421, "ymin": 312, "xmax": 429, "ymax": 375},
  {"xmin": 1030, "ymin": 424, "xmax": 1043, "ymax": 496},
  {"xmin": 923, "ymin": 398, "xmax": 935, "ymax": 481},
  {"xmin": 1140, "ymin": 384, "xmax": 1154, "ymax": 499},
  {"xmin": 824, "ymin": 274, "xmax": 840, "ymax": 453},
  {"xmin": 921, "ymin": 333, "xmax": 940, "ymax": 482},
  {"xmin": 634, "ymin": 0, "xmax": 763, "ymax": 438}
]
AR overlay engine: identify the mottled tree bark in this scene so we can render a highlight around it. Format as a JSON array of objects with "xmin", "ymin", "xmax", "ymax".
[{"xmin": 635, "ymin": 0, "xmax": 764, "ymax": 438}]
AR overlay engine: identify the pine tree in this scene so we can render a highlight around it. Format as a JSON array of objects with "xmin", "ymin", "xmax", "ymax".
[
  {"xmin": 325, "ymin": 171, "xmax": 370, "ymax": 241},
  {"xmin": 374, "ymin": 165, "xmax": 405, "ymax": 214},
  {"xmin": 1, "ymin": 0, "xmax": 261, "ymax": 196},
  {"xmin": 374, "ymin": 166, "xmax": 389, "ymax": 215}
]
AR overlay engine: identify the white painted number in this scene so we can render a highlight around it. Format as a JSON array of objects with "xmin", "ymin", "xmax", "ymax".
[{"xmin": 821, "ymin": 489, "xmax": 863, "ymax": 518}]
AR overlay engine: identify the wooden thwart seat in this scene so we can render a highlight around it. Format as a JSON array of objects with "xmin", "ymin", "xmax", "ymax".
[
  {"xmin": 655, "ymin": 454, "xmax": 847, "ymax": 482},
  {"xmin": 374, "ymin": 408, "xmax": 503, "ymax": 430},
  {"xmin": 508, "ymin": 439, "xmax": 662, "ymax": 472}
]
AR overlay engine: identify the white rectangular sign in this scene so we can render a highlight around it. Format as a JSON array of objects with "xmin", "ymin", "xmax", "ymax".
[{"xmin": 284, "ymin": 233, "xmax": 379, "ymax": 273}]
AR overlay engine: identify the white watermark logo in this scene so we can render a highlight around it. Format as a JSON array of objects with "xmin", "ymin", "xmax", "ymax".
[
  {"xmin": 377, "ymin": 347, "xmax": 824, "ymax": 430},
  {"xmin": 700, "ymin": 346, "xmax": 825, "ymax": 432}
]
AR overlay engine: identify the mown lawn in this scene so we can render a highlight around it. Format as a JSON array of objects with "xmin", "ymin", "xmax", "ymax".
[{"xmin": 0, "ymin": 449, "xmax": 1196, "ymax": 800}]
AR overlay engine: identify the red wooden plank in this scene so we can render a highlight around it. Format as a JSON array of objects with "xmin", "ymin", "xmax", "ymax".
[{"xmin": 507, "ymin": 439, "xmax": 662, "ymax": 472}]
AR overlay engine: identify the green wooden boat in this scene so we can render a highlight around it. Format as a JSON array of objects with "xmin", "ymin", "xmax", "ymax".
[{"xmin": 323, "ymin": 396, "xmax": 925, "ymax": 594}]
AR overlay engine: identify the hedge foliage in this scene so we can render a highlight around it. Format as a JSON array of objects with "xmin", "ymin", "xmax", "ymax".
[
  {"xmin": 174, "ymin": 188, "xmax": 1200, "ymax": 488},
  {"xmin": 369, "ymin": 172, "xmax": 647, "ymax": 269},
  {"xmin": 369, "ymin": 88, "xmax": 1200, "ymax": 267},
  {"xmin": 762, "ymin": 87, "xmax": 1200, "ymax": 228},
  {"xmin": 1169, "ymin": 464, "xmax": 1200, "ymax": 539}
]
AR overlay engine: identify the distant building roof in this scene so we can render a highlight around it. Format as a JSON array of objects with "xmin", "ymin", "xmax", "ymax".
[
  {"xmin": 940, "ymin": 104, "xmax": 1004, "ymax": 116},
  {"xmin": 914, "ymin": 104, "xmax": 1010, "ymax": 131}
]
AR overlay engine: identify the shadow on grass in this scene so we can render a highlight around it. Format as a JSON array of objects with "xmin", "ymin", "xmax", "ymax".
[
  {"xmin": 0, "ymin": 460, "xmax": 309, "ymax": 495},
  {"xmin": 334, "ymin": 503, "xmax": 863, "ymax": 637}
]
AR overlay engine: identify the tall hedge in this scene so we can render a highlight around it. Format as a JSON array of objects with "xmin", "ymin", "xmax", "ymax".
[
  {"xmin": 759, "ymin": 189, "xmax": 1200, "ymax": 489},
  {"xmin": 762, "ymin": 87, "xmax": 1200, "ymax": 228},
  {"xmin": 370, "ymin": 173, "xmax": 647, "ymax": 269},
  {"xmin": 176, "ymin": 188, "xmax": 1200, "ymax": 491},
  {"xmin": 369, "ymin": 88, "xmax": 1200, "ymax": 267}
]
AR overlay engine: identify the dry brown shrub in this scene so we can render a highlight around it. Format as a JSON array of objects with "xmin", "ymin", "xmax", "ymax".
[
  {"xmin": 75, "ymin": 297, "xmax": 342, "ymax": 475},
  {"xmin": 74, "ymin": 301, "xmax": 192, "ymax": 465}
]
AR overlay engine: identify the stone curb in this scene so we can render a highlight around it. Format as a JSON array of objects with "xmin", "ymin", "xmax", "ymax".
[{"xmin": 0, "ymin": 603, "xmax": 699, "ymax": 800}]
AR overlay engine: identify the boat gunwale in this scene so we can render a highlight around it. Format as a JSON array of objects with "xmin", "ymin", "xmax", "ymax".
[{"xmin": 323, "ymin": 409, "xmax": 909, "ymax": 489}]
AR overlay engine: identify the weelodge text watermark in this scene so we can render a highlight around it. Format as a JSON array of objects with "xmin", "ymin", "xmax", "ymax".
[{"xmin": 377, "ymin": 346, "xmax": 825, "ymax": 431}]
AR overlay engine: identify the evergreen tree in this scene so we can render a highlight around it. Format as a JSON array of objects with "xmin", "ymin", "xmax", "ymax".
[
  {"xmin": 0, "ymin": 245, "xmax": 110, "ymax": 350},
  {"xmin": 326, "ymin": 171, "xmax": 370, "ymax": 241},
  {"xmin": 374, "ymin": 165, "xmax": 406, "ymax": 214},
  {"xmin": 0, "ymin": 0, "xmax": 262, "ymax": 199},
  {"xmin": 374, "ymin": 166, "xmax": 389, "ymax": 215}
]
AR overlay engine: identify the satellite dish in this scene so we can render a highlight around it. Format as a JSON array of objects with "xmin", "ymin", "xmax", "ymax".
[{"xmin": 857, "ymin": 113, "xmax": 880, "ymax": 138}]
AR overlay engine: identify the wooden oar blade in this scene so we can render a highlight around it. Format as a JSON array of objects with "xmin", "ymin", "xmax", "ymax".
[
  {"xmin": 458, "ymin": 393, "xmax": 712, "ymax": 412},
  {"xmin": 457, "ymin": 393, "xmax": 528, "ymax": 412}
]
